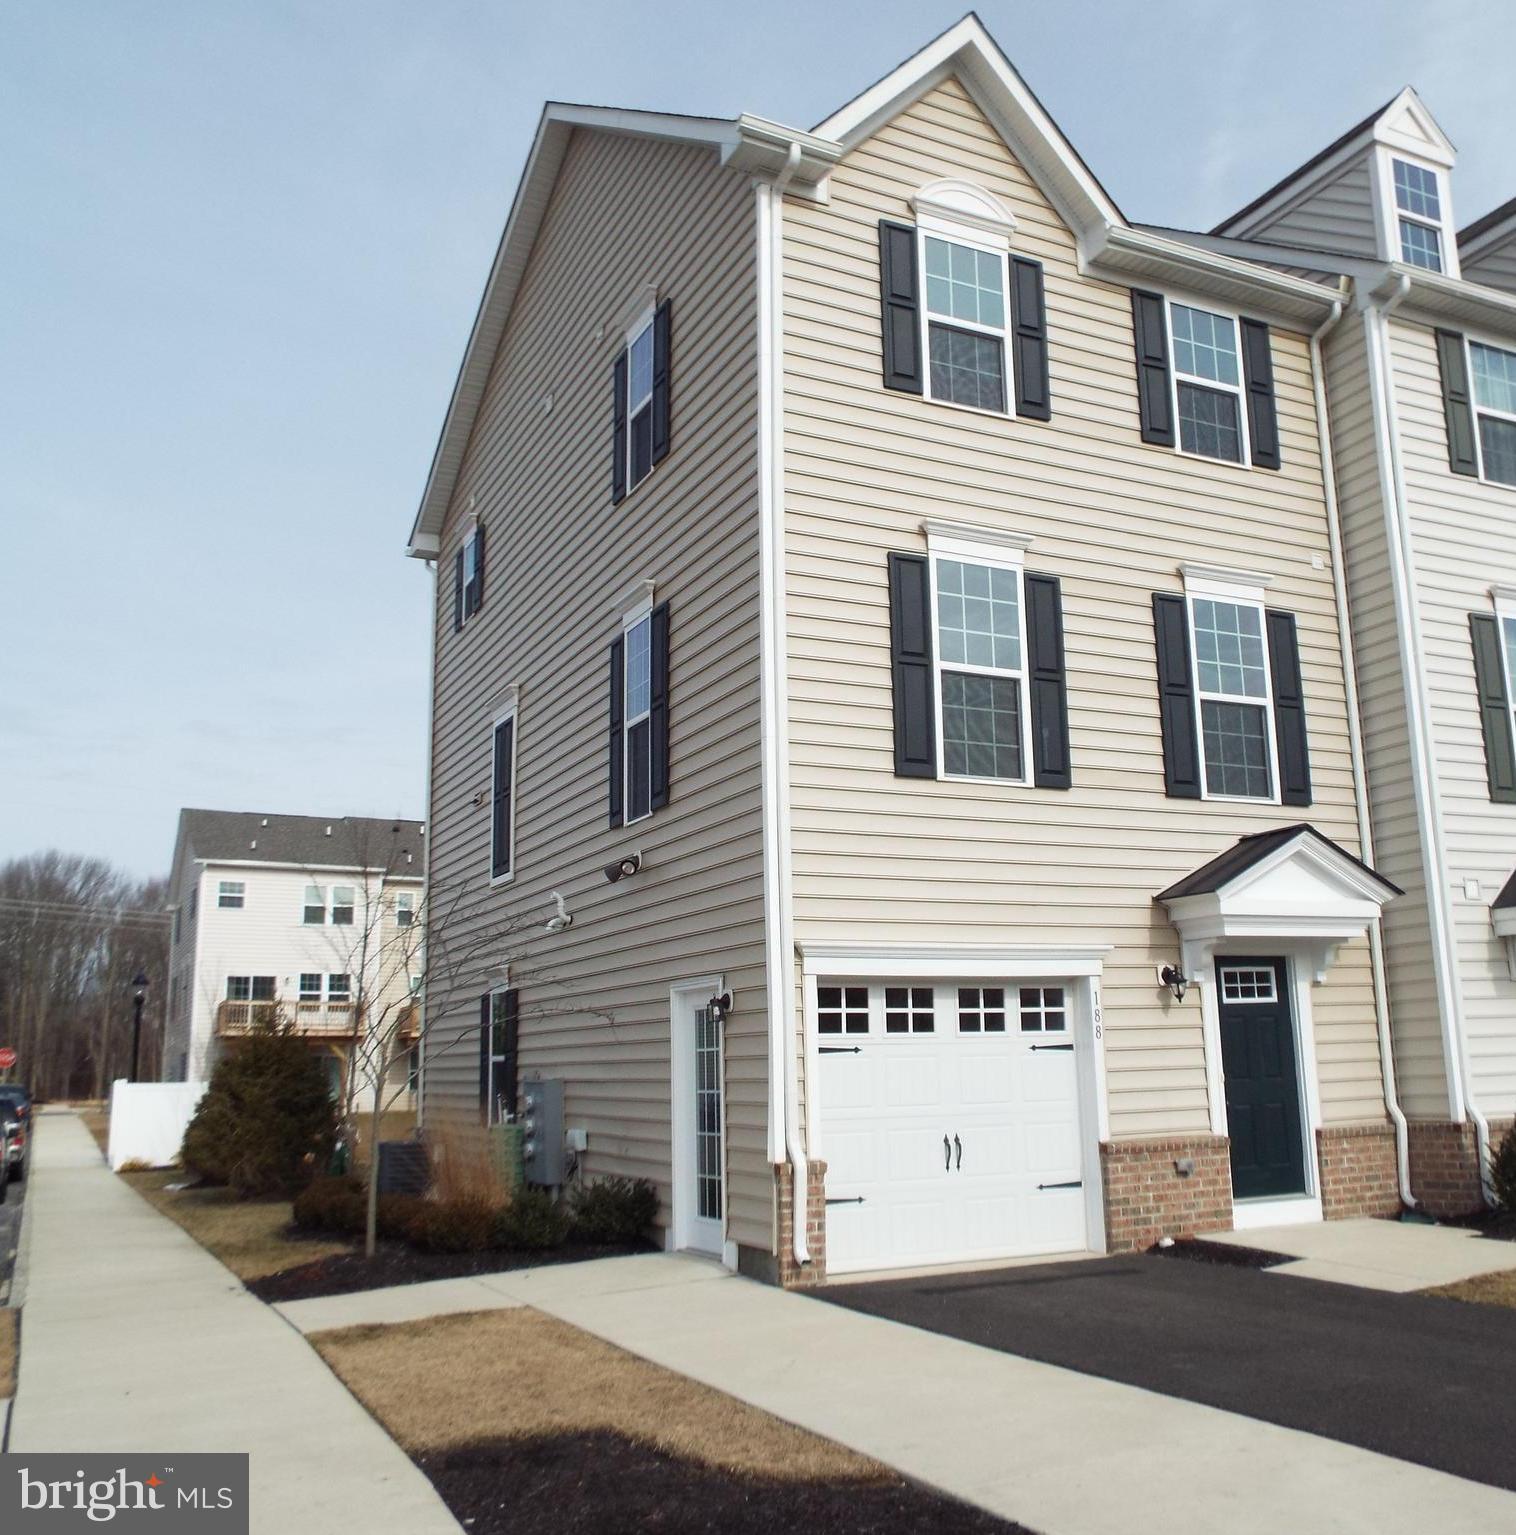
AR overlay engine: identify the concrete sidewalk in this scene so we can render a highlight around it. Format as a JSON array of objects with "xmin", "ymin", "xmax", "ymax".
[
  {"xmin": 1210, "ymin": 1216, "xmax": 1516, "ymax": 1291},
  {"xmin": 9, "ymin": 1110, "xmax": 460, "ymax": 1535},
  {"xmin": 281, "ymin": 1252, "xmax": 1516, "ymax": 1535}
]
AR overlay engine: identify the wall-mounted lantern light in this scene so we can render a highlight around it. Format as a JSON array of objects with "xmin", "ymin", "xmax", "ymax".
[{"xmin": 1158, "ymin": 964, "xmax": 1190, "ymax": 1003}]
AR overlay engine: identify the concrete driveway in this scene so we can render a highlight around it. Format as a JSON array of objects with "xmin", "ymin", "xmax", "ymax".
[{"xmin": 821, "ymin": 1247, "xmax": 1516, "ymax": 1493}]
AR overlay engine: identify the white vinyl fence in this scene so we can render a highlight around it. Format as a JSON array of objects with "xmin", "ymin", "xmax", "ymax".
[{"xmin": 106, "ymin": 1079, "xmax": 209, "ymax": 1170}]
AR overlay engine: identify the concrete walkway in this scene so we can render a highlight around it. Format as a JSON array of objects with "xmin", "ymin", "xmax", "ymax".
[
  {"xmin": 281, "ymin": 1252, "xmax": 1516, "ymax": 1535},
  {"xmin": 9, "ymin": 1110, "xmax": 461, "ymax": 1535},
  {"xmin": 1210, "ymin": 1216, "xmax": 1516, "ymax": 1291}
]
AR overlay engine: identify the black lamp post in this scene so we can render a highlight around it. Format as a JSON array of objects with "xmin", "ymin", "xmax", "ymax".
[{"xmin": 130, "ymin": 972, "xmax": 150, "ymax": 1083}]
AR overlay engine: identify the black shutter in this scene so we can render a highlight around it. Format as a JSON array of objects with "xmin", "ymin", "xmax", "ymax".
[
  {"xmin": 1025, "ymin": 572, "xmax": 1071, "ymax": 788},
  {"xmin": 651, "ymin": 299, "xmax": 672, "ymax": 465},
  {"xmin": 491, "ymin": 717, "xmax": 514, "ymax": 879},
  {"xmin": 1010, "ymin": 256, "xmax": 1051, "ymax": 422},
  {"xmin": 1436, "ymin": 330, "xmax": 1479, "ymax": 477},
  {"xmin": 470, "ymin": 524, "xmax": 486, "ymax": 616},
  {"xmin": 453, "ymin": 548, "xmax": 465, "ymax": 633},
  {"xmin": 497, "ymin": 989, "xmax": 520, "ymax": 1121},
  {"xmin": 1241, "ymin": 318, "xmax": 1281, "ymax": 470},
  {"xmin": 611, "ymin": 350, "xmax": 629, "ymax": 503},
  {"xmin": 649, "ymin": 600, "xmax": 671, "ymax": 811},
  {"xmin": 1266, "ymin": 610, "xmax": 1311, "ymax": 806},
  {"xmin": 1152, "ymin": 593, "xmax": 1201, "ymax": 797},
  {"xmin": 608, "ymin": 634, "xmax": 625, "ymax": 827},
  {"xmin": 879, "ymin": 220, "xmax": 923, "ymax": 394},
  {"xmin": 1131, "ymin": 290, "xmax": 1175, "ymax": 446},
  {"xmin": 1470, "ymin": 613, "xmax": 1516, "ymax": 802},
  {"xmin": 887, "ymin": 552, "xmax": 936, "ymax": 777},
  {"xmin": 478, "ymin": 993, "xmax": 491, "ymax": 1118}
]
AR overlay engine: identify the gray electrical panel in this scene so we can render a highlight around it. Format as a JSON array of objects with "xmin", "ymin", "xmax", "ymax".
[{"xmin": 520, "ymin": 1076, "xmax": 565, "ymax": 1186}]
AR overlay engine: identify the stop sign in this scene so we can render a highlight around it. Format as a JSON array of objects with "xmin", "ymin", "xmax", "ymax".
[{"xmin": 0, "ymin": 1048, "xmax": 16, "ymax": 1071}]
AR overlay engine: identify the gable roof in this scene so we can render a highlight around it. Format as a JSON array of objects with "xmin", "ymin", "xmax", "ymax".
[
  {"xmin": 176, "ymin": 809, "xmax": 425, "ymax": 875},
  {"xmin": 1461, "ymin": 195, "xmax": 1516, "ymax": 258},
  {"xmin": 1156, "ymin": 824, "xmax": 1400, "ymax": 903}
]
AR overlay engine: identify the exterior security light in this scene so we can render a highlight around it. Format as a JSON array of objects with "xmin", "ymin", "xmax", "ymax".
[{"xmin": 1159, "ymin": 964, "xmax": 1189, "ymax": 1002}]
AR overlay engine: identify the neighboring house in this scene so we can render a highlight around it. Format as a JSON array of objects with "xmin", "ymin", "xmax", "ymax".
[
  {"xmin": 408, "ymin": 16, "xmax": 1410, "ymax": 1284},
  {"xmin": 164, "ymin": 810, "xmax": 425, "ymax": 1111},
  {"xmin": 1153, "ymin": 92, "xmax": 1516, "ymax": 1214}
]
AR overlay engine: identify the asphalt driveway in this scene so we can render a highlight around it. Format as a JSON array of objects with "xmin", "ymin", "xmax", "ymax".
[{"xmin": 821, "ymin": 1251, "xmax": 1516, "ymax": 1493}]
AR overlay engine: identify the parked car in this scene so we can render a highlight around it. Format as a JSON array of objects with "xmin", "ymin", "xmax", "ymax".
[
  {"xmin": 0, "ymin": 1085, "xmax": 31, "ymax": 1127},
  {"xmin": 3, "ymin": 1115, "xmax": 25, "ymax": 1184},
  {"xmin": 0, "ymin": 1119, "xmax": 13, "ymax": 1201}
]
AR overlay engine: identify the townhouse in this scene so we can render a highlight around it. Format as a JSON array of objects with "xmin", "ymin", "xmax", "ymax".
[
  {"xmin": 164, "ymin": 810, "xmax": 425, "ymax": 1110},
  {"xmin": 1161, "ymin": 92, "xmax": 1516, "ymax": 1213},
  {"xmin": 409, "ymin": 16, "xmax": 1415, "ymax": 1282}
]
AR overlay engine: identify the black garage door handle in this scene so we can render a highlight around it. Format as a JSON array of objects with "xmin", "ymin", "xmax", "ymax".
[
  {"xmin": 943, "ymin": 1134, "xmax": 951, "ymax": 1170},
  {"xmin": 953, "ymin": 1134, "xmax": 962, "ymax": 1169}
]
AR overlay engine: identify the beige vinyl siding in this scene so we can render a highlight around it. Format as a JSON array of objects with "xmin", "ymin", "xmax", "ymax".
[
  {"xmin": 1321, "ymin": 319, "xmax": 1449, "ymax": 1116},
  {"xmin": 1390, "ymin": 317, "xmax": 1516, "ymax": 1118},
  {"xmin": 782, "ymin": 76, "xmax": 1387, "ymax": 1139},
  {"xmin": 423, "ymin": 129, "xmax": 771, "ymax": 1249},
  {"xmin": 1462, "ymin": 242, "xmax": 1516, "ymax": 296},
  {"xmin": 1233, "ymin": 155, "xmax": 1381, "ymax": 260}
]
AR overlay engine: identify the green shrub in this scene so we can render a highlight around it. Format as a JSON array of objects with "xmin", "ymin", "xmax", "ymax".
[
  {"xmin": 404, "ymin": 1196, "xmax": 498, "ymax": 1253},
  {"xmin": 1492, "ymin": 1122, "xmax": 1516, "ymax": 1212},
  {"xmin": 567, "ymin": 1175, "xmax": 658, "ymax": 1245},
  {"xmin": 181, "ymin": 1028, "xmax": 338, "ymax": 1197},
  {"xmin": 496, "ymin": 1187, "xmax": 569, "ymax": 1250}
]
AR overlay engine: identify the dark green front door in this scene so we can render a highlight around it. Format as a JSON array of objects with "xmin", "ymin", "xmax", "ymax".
[{"xmin": 1216, "ymin": 958, "xmax": 1306, "ymax": 1201}]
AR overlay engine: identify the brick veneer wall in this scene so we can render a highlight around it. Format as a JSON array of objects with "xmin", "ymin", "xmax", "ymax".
[
  {"xmin": 1407, "ymin": 1117, "xmax": 1515, "ymax": 1216},
  {"xmin": 1316, "ymin": 1123, "xmax": 1402, "ymax": 1219},
  {"xmin": 1100, "ymin": 1135, "xmax": 1233, "ymax": 1251},
  {"xmin": 775, "ymin": 1158, "xmax": 827, "ymax": 1287}
]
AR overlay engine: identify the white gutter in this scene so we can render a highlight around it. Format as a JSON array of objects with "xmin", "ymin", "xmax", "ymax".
[
  {"xmin": 1363, "ymin": 277, "xmax": 1493, "ymax": 1202},
  {"xmin": 756, "ymin": 145, "xmax": 809, "ymax": 1264},
  {"xmin": 1310, "ymin": 287, "xmax": 1414, "ymax": 1206}
]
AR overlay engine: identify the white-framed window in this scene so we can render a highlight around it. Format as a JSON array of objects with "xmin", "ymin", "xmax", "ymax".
[
  {"xmin": 459, "ymin": 522, "xmax": 485, "ymax": 624},
  {"xmin": 1183, "ymin": 568, "xmax": 1278, "ymax": 802},
  {"xmin": 921, "ymin": 227, "xmax": 1009, "ymax": 413},
  {"xmin": 490, "ymin": 700, "xmax": 518, "ymax": 883},
  {"xmin": 303, "ymin": 884, "xmax": 325, "ymax": 925},
  {"xmin": 217, "ymin": 880, "xmax": 244, "ymax": 909},
  {"xmin": 623, "ymin": 608, "xmax": 653, "ymax": 823},
  {"xmin": 816, "ymin": 985, "xmax": 870, "ymax": 1035},
  {"xmin": 883, "ymin": 986, "xmax": 935, "ymax": 1034},
  {"xmin": 957, "ymin": 986, "xmax": 1008, "ymax": 1033},
  {"xmin": 298, "ymin": 973, "xmax": 322, "ymax": 1002},
  {"xmin": 925, "ymin": 523, "xmax": 1033, "ymax": 784},
  {"xmin": 1391, "ymin": 157, "xmax": 1445, "ymax": 272},
  {"xmin": 395, "ymin": 891, "xmax": 416, "ymax": 927},
  {"xmin": 485, "ymin": 985, "xmax": 513, "ymax": 1124},
  {"xmin": 625, "ymin": 309, "xmax": 656, "ymax": 491},
  {"xmin": 327, "ymin": 973, "xmax": 351, "ymax": 1003},
  {"xmin": 1168, "ymin": 299, "xmax": 1248, "ymax": 465},
  {"xmin": 1018, "ymin": 986, "xmax": 1068, "ymax": 1032},
  {"xmin": 1468, "ymin": 338, "xmax": 1516, "ymax": 488},
  {"xmin": 1219, "ymin": 965, "xmax": 1278, "ymax": 1004},
  {"xmin": 226, "ymin": 975, "xmax": 275, "ymax": 1002},
  {"xmin": 330, "ymin": 886, "xmax": 355, "ymax": 926}
]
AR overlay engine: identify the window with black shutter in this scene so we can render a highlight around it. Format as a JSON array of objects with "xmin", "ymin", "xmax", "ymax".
[
  {"xmin": 613, "ymin": 301, "xmax": 672, "ymax": 500},
  {"xmin": 491, "ymin": 712, "xmax": 516, "ymax": 880},
  {"xmin": 610, "ymin": 598, "xmax": 670, "ymax": 825},
  {"xmin": 480, "ymin": 989, "xmax": 519, "ymax": 1123},
  {"xmin": 1470, "ymin": 611, "xmax": 1516, "ymax": 802},
  {"xmin": 455, "ymin": 524, "xmax": 485, "ymax": 629}
]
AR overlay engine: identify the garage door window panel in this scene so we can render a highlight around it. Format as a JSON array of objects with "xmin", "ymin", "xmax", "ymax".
[
  {"xmin": 958, "ymin": 986, "xmax": 1007, "ymax": 1033},
  {"xmin": 818, "ymin": 985, "xmax": 870, "ymax": 1035},
  {"xmin": 1019, "ymin": 986, "xmax": 1067, "ymax": 1032},
  {"xmin": 884, "ymin": 986, "xmax": 935, "ymax": 1034}
]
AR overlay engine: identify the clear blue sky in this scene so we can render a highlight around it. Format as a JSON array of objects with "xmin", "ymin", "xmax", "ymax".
[{"xmin": 4, "ymin": 1, "xmax": 1511, "ymax": 878}]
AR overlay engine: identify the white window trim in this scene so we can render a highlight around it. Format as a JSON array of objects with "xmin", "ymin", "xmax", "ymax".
[
  {"xmin": 1181, "ymin": 564, "xmax": 1281, "ymax": 805},
  {"xmin": 298, "ymin": 973, "xmax": 322, "ymax": 1002},
  {"xmin": 1376, "ymin": 147, "xmax": 1455, "ymax": 276},
  {"xmin": 330, "ymin": 884, "xmax": 356, "ymax": 925},
  {"xmin": 1466, "ymin": 334, "xmax": 1516, "ymax": 489},
  {"xmin": 489, "ymin": 697, "xmax": 519, "ymax": 888},
  {"xmin": 485, "ymin": 982, "xmax": 512, "ymax": 1126},
  {"xmin": 1492, "ymin": 587, "xmax": 1516, "ymax": 748},
  {"xmin": 924, "ymin": 522, "xmax": 1034, "ymax": 786},
  {"xmin": 217, "ymin": 880, "xmax": 244, "ymax": 909},
  {"xmin": 620, "ymin": 587, "xmax": 656, "ymax": 826},
  {"xmin": 1166, "ymin": 293, "xmax": 1251, "ymax": 469},
  {"xmin": 302, "ymin": 883, "xmax": 325, "ymax": 925},
  {"xmin": 624, "ymin": 304, "xmax": 657, "ymax": 494},
  {"xmin": 395, "ymin": 890, "xmax": 416, "ymax": 926},
  {"xmin": 916, "ymin": 220, "xmax": 1012, "ymax": 419},
  {"xmin": 460, "ymin": 521, "xmax": 483, "ymax": 623}
]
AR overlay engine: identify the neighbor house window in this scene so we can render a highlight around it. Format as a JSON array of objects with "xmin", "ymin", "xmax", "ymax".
[
  {"xmin": 623, "ymin": 612, "xmax": 653, "ymax": 823},
  {"xmin": 1170, "ymin": 301, "xmax": 1247, "ymax": 463},
  {"xmin": 327, "ymin": 974, "xmax": 351, "ymax": 1002},
  {"xmin": 922, "ymin": 233, "xmax": 1007, "ymax": 412},
  {"xmin": 1392, "ymin": 158, "xmax": 1444, "ymax": 272},
  {"xmin": 298, "ymin": 973, "xmax": 321, "ymax": 1002},
  {"xmin": 1470, "ymin": 340, "xmax": 1516, "ymax": 488},
  {"xmin": 395, "ymin": 891, "xmax": 416, "ymax": 927},
  {"xmin": 626, "ymin": 312, "xmax": 655, "ymax": 489},
  {"xmin": 217, "ymin": 880, "xmax": 244, "ymax": 909},
  {"xmin": 331, "ymin": 886, "xmax": 355, "ymax": 926},
  {"xmin": 1188, "ymin": 592, "xmax": 1277, "ymax": 800},
  {"xmin": 226, "ymin": 976, "xmax": 275, "ymax": 1001},
  {"xmin": 303, "ymin": 885, "xmax": 325, "ymax": 924}
]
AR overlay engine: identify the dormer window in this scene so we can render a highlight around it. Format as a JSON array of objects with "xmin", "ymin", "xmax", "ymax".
[{"xmin": 1392, "ymin": 158, "xmax": 1445, "ymax": 272}]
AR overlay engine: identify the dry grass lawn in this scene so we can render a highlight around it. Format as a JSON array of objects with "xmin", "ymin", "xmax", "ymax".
[
  {"xmin": 1427, "ymin": 1267, "xmax": 1516, "ymax": 1310},
  {"xmin": 313, "ymin": 1307, "xmax": 887, "ymax": 1483},
  {"xmin": 121, "ymin": 1169, "xmax": 352, "ymax": 1280},
  {"xmin": 0, "ymin": 1308, "xmax": 16, "ymax": 1398}
]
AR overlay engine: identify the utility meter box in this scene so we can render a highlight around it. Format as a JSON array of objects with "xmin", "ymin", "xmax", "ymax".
[{"xmin": 520, "ymin": 1077, "xmax": 565, "ymax": 1186}]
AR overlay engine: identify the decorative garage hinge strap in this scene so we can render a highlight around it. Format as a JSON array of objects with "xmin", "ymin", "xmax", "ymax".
[
  {"xmin": 825, "ymin": 1196, "xmax": 866, "ymax": 1206},
  {"xmin": 818, "ymin": 1045, "xmax": 862, "ymax": 1054},
  {"xmin": 1030, "ymin": 1042, "xmax": 1074, "ymax": 1051},
  {"xmin": 1037, "ymin": 1180, "xmax": 1083, "ymax": 1191}
]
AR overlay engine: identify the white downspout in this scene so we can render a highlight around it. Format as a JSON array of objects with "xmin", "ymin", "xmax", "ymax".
[
  {"xmin": 1364, "ymin": 277, "xmax": 1493, "ymax": 1203},
  {"xmin": 756, "ymin": 144, "xmax": 809, "ymax": 1263},
  {"xmin": 417, "ymin": 556, "xmax": 439, "ymax": 1130},
  {"xmin": 1310, "ymin": 288, "xmax": 1413, "ymax": 1207}
]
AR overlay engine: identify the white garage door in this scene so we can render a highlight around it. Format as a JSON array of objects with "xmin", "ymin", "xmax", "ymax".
[{"xmin": 818, "ymin": 981, "xmax": 1088, "ymax": 1275}]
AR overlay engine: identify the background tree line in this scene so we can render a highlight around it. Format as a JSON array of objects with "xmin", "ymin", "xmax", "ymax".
[{"xmin": 0, "ymin": 851, "xmax": 169, "ymax": 1098}]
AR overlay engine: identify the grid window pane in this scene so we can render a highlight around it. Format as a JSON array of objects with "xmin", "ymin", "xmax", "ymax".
[
  {"xmin": 1192, "ymin": 598, "xmax": 1267, "ymax": 698},
  {"xmin": 958, "ymin": 986, "xmax": 1006, "ymax": 1033},
  {"xmin": 1220, "ymin": 966, "xmax": 1277, "ymax": 1003},
  {"xmin": 1481, "ymin": 416, "xmax": 1516, "ymax": 487},
  {"xmin": 625, "ymin": 617, "xmax": 651, "ymax": 719},
  {"xmin": 299, "ymin": 973, "xmax": 321, "ymax": 1000},
  {"xmin": 1471, "ymin": 343, "xmax": 1516, "ymax": 416},
  {"xmin": 818, "ymin": 985, "xmax": 869, "ymax": 1035},
  {"xmin": 331, "ymin": 886, "xmax": 355, "ymax": 925},
  {"xmin": 303, "ymin": 885, "xmax": 324, "ymax": 924},
  {"xmin": 628, "ymin": 322, "xmax": 653, "ymax": 408},
  {"xmin": 626, "ymin": 717, "xmax": 651, "ymax": 822},
  {"xmin": 936, "ymin": 559, "xmax": 1020, "ymax": 670},
  {"xmin": 1177, "ymin": 382, "xmax": 1243, "ymax": 461},
  {"xmin": 226, "ymin": 976, "xmax": 250, "ymax": 1001},
  {"xmin": 1398, "ymin": 218, "xmax": 1443, "ymax": 272},
  {"xmin": 928, "ymin": 323, "xmax": 1006, "ymax": 412},
  {"xmin": 327, "ymin": 974, "xmax": 351, "ymax": 1001},
  {"xmin": 924, "ymin": 237, "xmax": 1004, "ymax": 327},
  {"xmin": 942, "ymin": 672, "xmax": 1023, "ymax": 780},
  {"xmin": 1393, "ymin": 159, "xmax": 1441, "ymax": 221},
  {"xmin": 1019, "ymin": 986, "xmax": 1067, "ymax": 1032},
  {"xmin": 1201, "ymin": 699, "xmax": 1272, "ymax": 798},
  {"xmin": 884, "ymin": 985, "xmax": 935, "ymax": 1034},
  {"xmin": 1170, "ymin": 304, "xmax": 1239, "ymax": 386},
  {"xmin": 218, "ymin": 881, "xmax": 244, "ymax": 909},
  {"xmin": 695, "ymin": 1006, "xmax": 723, "ymax": 1221},
  {"xmin": 629, "ymin": 405, "xmax": 653, "ymax": 486},
  {"xmin": 251, "ymin": 976, "xmax": 276, "ymax": 1002}
]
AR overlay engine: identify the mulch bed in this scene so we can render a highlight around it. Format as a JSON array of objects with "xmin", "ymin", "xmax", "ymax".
[
  {"xmin": 1150, "ymin": 1237, "xmax": 1291, "ymax": 1269},
  {"xmin": 246, "ymin": 1239, "xmax": 651, "ymax": 1303},
  {"xmin": 414, "ymin": 1429, "xmax": 1025, "ymax": 1534},
  {"xmin": 1437, "ymin": 1210, "xmax": 1516, "ymax": 1243}
]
